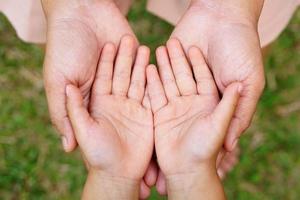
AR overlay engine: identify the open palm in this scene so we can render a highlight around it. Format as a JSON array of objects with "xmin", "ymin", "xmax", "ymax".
[
  {"xmin": 171, "ymin": 2, "xmax": 265, "ymax": 151},
  {"xmin": 147, "ymin": 39, "xmax": 241, "ymax": 176},
  {"xmin": 43, "ymin": 0, "xmax": 138, "ymax": 152},
  {"xmin": 66, "ymin": 36, "xmax": 153, "ymax": 180}
]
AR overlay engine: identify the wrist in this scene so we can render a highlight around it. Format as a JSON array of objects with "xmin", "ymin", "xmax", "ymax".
[
  {"xmin": 83, "ymin": 170, "xmax": 140, "ymax": 200},
  {"xmin": 41, "ymin": 0, "xmax": 115, "ymax": 19},
  {"xmin": 190, "ymin": 0, "xmax": 264, "ymax": 26},
  {"xmin": 166, "ymin": 165, "xmax": 225, "ymax": 200},
  {"xmin": 166, "ymin": 164, "xmax": 216, "ymax": 191}
]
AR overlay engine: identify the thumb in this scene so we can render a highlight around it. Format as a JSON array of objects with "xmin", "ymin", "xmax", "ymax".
[
  {"xmin": 212, "ymin": 82, "xmax": 242, "ymax": 138},
  {"xmin": 66, "ymin": 85, "xmax": 94, "ymax": 142}
]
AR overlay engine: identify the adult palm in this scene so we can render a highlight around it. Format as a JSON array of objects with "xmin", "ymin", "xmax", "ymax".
[
  {"xmin": 43, "ymin": 1, "xmax": 137, "ymax": 151},
  {"xmin": 154, "ymin": 2, "xmax": 265, "ymax": 195},
  {"xmin": 171, "ymin": 3, "xmax": 265, "ymax": 151}
]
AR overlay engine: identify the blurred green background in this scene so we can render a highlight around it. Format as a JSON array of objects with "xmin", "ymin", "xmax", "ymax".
[{"xmin": 0, "ymin": 1, "xmax": 300, "ymax": 199}]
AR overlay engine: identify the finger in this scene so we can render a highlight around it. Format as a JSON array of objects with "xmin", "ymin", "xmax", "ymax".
[
  {"xmin": 112, "ymin": 35, "xmax": 136, "ymax": 96},
  {"xmin": 216, "ymin": 148, "xmax": 226, "ymax": 168},
  {"xmin": 144, "ymin": 159, "xmax": 158, "ymax": 187},
  {"xmin": 128, "ymin": 45, "xmax": 150, "ymax": 101},
  {"xmin": 217, "ymin": 167, "xmax": 226, "ymax": 180},
  {"xmin": 66, "ymin": 85, "xmax": 94, "ymax": 143},
  {"xmin": 224, "ymin": 81, "xmax": 264, "ymax": 151},
  {"xmin": 44, "ymin": 78, "xmax": 77, "ymax": 152},
  {"xmin": 156, "ymin": 46, "xmax": 180, "ymax": 99},
  {"xmin": 156, "ymin": 171, "xmax": 167, "ymax": 195},
  {"xmin": 212, "ymin": 83, "xmax": 242, "ymax": 139},
  {"xmin": 139, "ymin": 181, "xmax": 151, "ymax": 199},
  {"xmin": 188, "ymin": 46, "xmax": 218, "ymax": 96},
  {"xmin": 93, "ymin": 43, "xmax": 116, "ymax": 96},
  {"xmin": 166, "ymin": 38, "xmax": 197, "ymax": 96},
  {"xmin": 146, "ymin": 64, "xmax": 168, "ymax": 113},
  {"xmin": 142, "ymin": 87, "xmax": 151, "ymax": 110},
  {"xmin": 80, "ymin": 151, "xmax": 91, "ymax": 171}
]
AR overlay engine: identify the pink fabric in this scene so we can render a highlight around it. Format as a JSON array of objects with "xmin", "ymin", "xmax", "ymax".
[
  {"xmin": 0, "ymin": 0, "xmax": 46, "ymax": 43},
  {"xmin": 258, "ymin": 0, "xmax": 300, "ymax": 46},
  {"xmin": 0, "ymin": 0, "xmax": 299, "ymax": 46},
  {"xmin": 148, "ymin": 0, "xmax": 300, "ymax": 47}
]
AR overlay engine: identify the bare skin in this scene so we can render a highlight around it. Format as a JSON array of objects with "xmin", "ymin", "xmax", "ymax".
[
  {"xmin": 66, "ymin": 36, "xmax": 154, "ymax": 199},
  {"xmin": 146, "ymin": 39, "xmax": 241, "ymax": 200},
  {"xmin": 155, "ymin": 0, "xmax": 266, "ymax": 193},
  {"xmin": 42, "ymin": 0, "xmax": 137, "ymax": 152},
  {"xmin": 42, "ymin": 1, "xmax": 157, "ymax": 197},
  {"xmin": 42, "ymin": 0, "xmax": 266, "ymax": 197},
  {"xmin": 171, "ymin": 0, "xmax": 265, "ymax": 151}
]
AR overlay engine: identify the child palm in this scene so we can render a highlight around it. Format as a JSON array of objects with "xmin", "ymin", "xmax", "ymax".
[
  {"xmin": 66, "ymin": 36, "xmax": 153, "ymax": 180},
  {"xmin": 147, "ymin": 39, "xmax": 241, "ymax": 176}
]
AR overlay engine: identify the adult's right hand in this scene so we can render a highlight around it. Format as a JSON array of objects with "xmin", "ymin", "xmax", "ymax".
[{"xmin": 42, "ymin": 0, "xmax": 137, "ymax": 152}]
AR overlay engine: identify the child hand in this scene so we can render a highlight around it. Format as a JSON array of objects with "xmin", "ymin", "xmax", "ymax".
[
  {"xmin": 66, "ymin": 36, "xmax": 153, "ymax": 185},
  {"xmin": 147, "ymin": 38, "xmax": 241, "ymax": 178}
]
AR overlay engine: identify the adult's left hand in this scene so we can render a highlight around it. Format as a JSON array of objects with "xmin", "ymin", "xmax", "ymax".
[{"xmin": 155, "ymin": 0, "xmax": 265, "ymax": 194}]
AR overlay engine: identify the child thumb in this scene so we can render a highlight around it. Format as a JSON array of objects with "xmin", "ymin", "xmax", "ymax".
[
  {"xmin": 212, "ymin": 82, "xmax": 242, "ymax": 138},
  {"xmin": 66, "ymin": 84, "xmax": 93, "ymax": 141}
]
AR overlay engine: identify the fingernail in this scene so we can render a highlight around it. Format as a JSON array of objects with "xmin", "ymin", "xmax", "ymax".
[
  {"xmin": 61, "ymin": 136, "xmax": 68, "ymax": 151},
  {"xmin": 232, "ymin": 139, "xmax": 239, "ymax": 150},
  {"xmin": 237, "ymin": 84, "xmax": 243, "ymax": 94},
  {"xmin": 66, "ymin": 85, "xmax": 71, "ymax": 97}
]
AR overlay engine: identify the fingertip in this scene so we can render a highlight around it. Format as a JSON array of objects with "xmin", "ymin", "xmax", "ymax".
[
  {"xmin": 166, "ymin": 38, "xmax": 183, "ymax": 57},
  {"xmin": 156, "ymin": 46, "xmax": 167, "ymax": 56},
  {"xmin": 62, "ymin": 136, "xmax": 77, "ymax": 153},
  {"xmin": 224, "ymin": 121, "xmax": 241, "ymax": 152},
  {"xmin": 145, "ymin": 175, "xmax": 157, "ymax": 187},
  {"xmin": 136, "ymin": 45, "xmax": 150, "ymax": 65},
  {"xmin": 61, "ymin": 118, "xmax": 77, "ymax": 153},
  {"xmin": 121, "ymin": 34, "xmax": 135, "ymax": 48},
  {"xmin": 148, "ymin": 64, "xmax": 157, "ymax": 69},
  {"xmin": 66, "ymin": 84, "xmax": 80, "ymax": 107},
  {"xmin": 166, "ymin": 37, "xmax": 180, "ymax": 49},
  {"xmin": 238, "ymin": 83, "xmax": 243, "ymax": 94},
  {"xmin": 138, "ymin": 45, "xmax": 150, "ymax": 56},
  {"xmin": 146, "ymin": 64, "xmax": 157, "ymax": 76},
  {"xmin": 144, "ymin": 161, "xmax": 158, "ymax": 187},
  {"xmin": 188, "ymin": 46, "xmax": 201, "ymax": 58},
  {"xmin": 156, "ymin": 46, "xmax": 170, "ymax": 68},
  {"xmin": 102, "ymin": 42, "xmax": 116, "ymax": 57},
  {"xmin": 104, "ymin": 42, "xmax": 116, "ymax": 51},
  {"xmin": 139, "ymin": 181, "xmax": 151, "ymax": 199},
  {"xmin": 156, "ymin": 172, "xmax": 167, "ymax": 195},
  {"xmin": 225, "ymin": 82, "xmax": 243, "ymax": 102},
  {"xmin": 65, "ymin": 84, "xmax": 73, "ymax": 98}
]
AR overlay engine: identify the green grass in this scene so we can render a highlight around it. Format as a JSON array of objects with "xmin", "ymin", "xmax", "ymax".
[{"xmin": 0, "ymin": 1, "xmax": 300, "ymax": 199}]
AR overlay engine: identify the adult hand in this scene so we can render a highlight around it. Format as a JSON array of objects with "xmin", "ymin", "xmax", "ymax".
[
  {"xmin": 42, "ymin": 0, "xmax": 137, "ymax": 152},
  {"xmin": 154, "ymin": 0, "xmax": 265, "ymax": 194},
  {"xmin": 171, "ymin": 0, "xmax": 265, "ymax": 152},
  {"xmin": 146, "ymin": 40, "xmax": 241, "ymax": 200}
]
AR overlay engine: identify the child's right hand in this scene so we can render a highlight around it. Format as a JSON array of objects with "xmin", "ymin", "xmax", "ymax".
[
  {"xmin": 147, "ymin": 39, "xmax": 241, "ymax": 197},
  {"xmin": 65, "ymin": 35, "xmax": 154, "ymax": 198}
]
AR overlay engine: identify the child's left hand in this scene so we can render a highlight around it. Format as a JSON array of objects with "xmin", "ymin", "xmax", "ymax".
[{"xmin": 66, "ymin": 35, "xmax": 154, "ymax": 182}]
